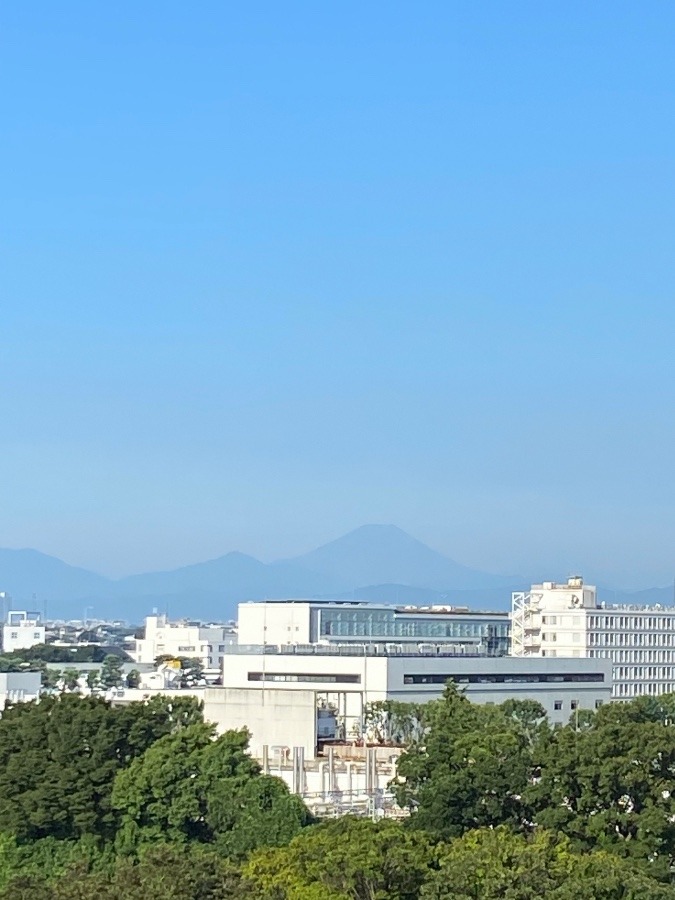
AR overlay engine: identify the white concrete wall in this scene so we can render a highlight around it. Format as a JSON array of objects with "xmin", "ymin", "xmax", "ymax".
[
  {"xmin": 237, "ymin": 602, "xmax": 312, "ymax": 645},
  {"xmin": 203, "ymin": 687, "xmax": 318, "ymax": 757},
  {"xmin": 2, "ymin": 623, "xmax": 45, "ymax": 653},
  {"xmin": 223, "ymin": 651, "xmax": 389, "ymax": 696},
  {"xmin": 221, "ymin": 652, "xmax": 612, "ymax": 727}
]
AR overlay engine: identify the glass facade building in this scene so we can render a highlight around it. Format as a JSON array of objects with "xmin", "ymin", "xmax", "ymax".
[{"xmin": 313, "ymin": 604, "xmax": 510, "ymax": 656}]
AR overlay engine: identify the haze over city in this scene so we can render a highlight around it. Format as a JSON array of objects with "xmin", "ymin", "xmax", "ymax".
[{"xmin": 2, "ymin": 4, "xmax": 675, "ymax": 590}]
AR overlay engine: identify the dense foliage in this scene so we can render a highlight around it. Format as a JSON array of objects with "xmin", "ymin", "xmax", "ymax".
[
  {"xmin": 3, "ymin": 686, "xmax": 675, "ymax": 897},
  {"xmin": 0, "ymin": 644, "xmax": 124, "ymax": 664}
]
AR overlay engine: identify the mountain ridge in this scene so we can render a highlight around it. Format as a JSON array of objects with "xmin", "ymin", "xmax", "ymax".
[{"xmin": 0, "ymin": 526, "xmax": 669, "ymax": 622}]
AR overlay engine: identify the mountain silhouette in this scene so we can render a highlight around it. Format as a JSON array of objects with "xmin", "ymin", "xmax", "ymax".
[
  {"xmin": 6, "ymin": 525, "xmax": 652, "ymax": 622},
  {"xmin": 0, "ymin": 548, "xmax": 110, "ymax": 612},
  {"xmin": 284, "ymin": 524, "xmax": 514, "ymax": 591}
]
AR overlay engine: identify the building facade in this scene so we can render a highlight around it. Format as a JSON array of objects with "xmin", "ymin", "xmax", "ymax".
[
  {"xmin": 237, "ymin": 600, "xmax": 510, "ymax": 655},
  {"xmin": 132, "ymin": 614, "xmax": 235, "ymax": 670},
  {"xmin": 511, "ymin": 576, "xmax": 675, "ymax": 700},
  {"xmin": 220, "ymin": 643, "xmax": 611, "ymax": 740},
  {"xmin": 2, "ymin": 611, "xmax": 46, "ymax": 654}
]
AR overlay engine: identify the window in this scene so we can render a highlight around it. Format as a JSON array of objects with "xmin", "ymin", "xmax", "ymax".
[
  {"xmin": 554, "ymin": 701, "xmax": 563, "ymax": 711},
  {"xmin": 218, "ymin": 644, "xmax": 226, "ymax": 651},
  {"xmin": 402, "ymin": 672, "xmax": 605, "ymax": 685},
  {"xmin": 570, "ymin": 701, "xmax": 578, "ymax": 710},
  {"xmin": 247, "ymin": 672, "xmax": 361, "ymax": 684},
  {"xmin": 595, "ymin": 699, "xmax": 603, "ymax": 709},
  {"xmin": 33, "ymin": 632, "xmax": 41, "ymax": 639},
  {"xmin": 10, "ymin": 632, "xmax": 17, "ymax": 639}
]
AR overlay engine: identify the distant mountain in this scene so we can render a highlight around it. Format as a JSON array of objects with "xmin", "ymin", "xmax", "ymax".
[
  {"xmin": 0, "ymin": 548, "xmax": 110, "ymax": 610},
  {"xmin": 0, "ymin": 525, "xmax": 666, "ymax": 622},
  {"xmin": 596, "ymin": 585, "xmax": 675, "ymax": 607},
  {"xmin": 284, "ymin": 524, "xmax": 515, "ymax": 592}
]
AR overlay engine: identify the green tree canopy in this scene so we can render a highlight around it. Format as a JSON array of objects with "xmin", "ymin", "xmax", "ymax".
[
  {"xmin": 394, "ymin": 684, "xmax": 534, "ymax": 838},
  {"xmin": 0, "ymin": 694, "xmax": 202, "ymax": 842},
  {"xmin": 112, "ymin": 724, "xmax": 310, "ymax": 856},
  {"xmin": 527, "ymin": 702, "xmax": 675, "ymax": 875},
  {"xmin": 99, "ymin": 655, "xmax": 124, "ymax": 688},
  {"xmin": 244, "ymin": 817, "xmax": 435, "ymax": 900},
  {"xmin": 421, "ymin": 827, "xmax": 675, "ymax": 900}
]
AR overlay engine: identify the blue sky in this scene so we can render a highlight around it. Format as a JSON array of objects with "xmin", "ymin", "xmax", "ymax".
[{"xmin": 1, "ymin": 3, "xmax": 674, "ymax": 586}]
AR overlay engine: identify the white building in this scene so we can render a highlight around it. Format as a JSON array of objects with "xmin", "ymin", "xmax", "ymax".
[
  {"xmin": 3, "ymin": 611, "xmax": 46, "ymax": 654},
  {"xmin": 218, "ymin": 643, "xmax": 611, "ymax": 749},
  {"xmin": 132, "ymin": 614, "xmax": 235, "ymax": 671},
  {"xmin": 511, "ymin": 576, "xmax": 675, "ymax": 700},
  {"xmin": 237, "ymin": 600, "xmax": 511, "ymax": 655}
]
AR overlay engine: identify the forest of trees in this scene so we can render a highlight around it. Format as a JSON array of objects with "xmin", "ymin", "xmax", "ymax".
[{"xmin": 2, "ymin": 686, "xmax": 675, "ymax": 898}]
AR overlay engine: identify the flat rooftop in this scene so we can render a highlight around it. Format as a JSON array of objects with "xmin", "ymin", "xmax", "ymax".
[{"xmin": 240, "ymin": 599, "xmax": 508, "ymax": 616}]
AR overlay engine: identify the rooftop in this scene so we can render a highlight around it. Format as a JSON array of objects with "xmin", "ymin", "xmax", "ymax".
[{"xmin": 240, "ymin": 599, "xmax": 508, "ymax": 616}]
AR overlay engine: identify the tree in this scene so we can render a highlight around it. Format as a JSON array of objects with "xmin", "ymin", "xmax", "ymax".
[
  {"xmin": 364, "ymin": 700, "xmax": 428, "ymax": 746},
  {"xmin": 527, "ymin": 704, "xmax": 675, "ymax": 874},
  {"xmin": 180, "ymin": 657, "xmax": 204, "ymax": 686},
  {"xmin": 86, "ymin": 670, "xmax": 99, "ymax": 690},
  {"xmin": 112, "ymin": 724, "xmax": 310, "ymax": 856},
  {"xmin": 126, "ymin": 669, "xmax": 141, "ymax": 689},
  {"xmin": 394, "ymin": 683, "xmax": 533, "ymax": 838},
  {"xmin": 41, "ymin": 665, "xmax": 62, "ymax": 690},
  {"xmin": 420, "ymin": 827, "xmax": 675, "ymax": 900},
  {"xmin": 62, "ymin": 668, "xmax": 80, "ymax": 692},
  {"xmin": 154, "ymin": 655, "xmax": 205, "ymax": 686},
  {"xmin": 0, "ymin": 694, "xmax": 203, "ymax": 842},
  {"xmin": 0, "ymin": 846, "xmax": 244, "ymax": 900},
  {"xmin": 99, "ymin": 655, "xmax": 124, "ymax": 689},
  {"xmin": 244, "ymin": 817, "xmax": 435, "ymax": 900}
]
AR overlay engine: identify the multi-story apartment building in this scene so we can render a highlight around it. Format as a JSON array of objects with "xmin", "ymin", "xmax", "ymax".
[
  {"xmin": 511, "ymin": 576, "xmax": 675, "ymax": 700},
  {"xmin": 132, "ymin": 614, "xmax": 235, "ymax": 671},
  {"xmin": 3, "ymin": 611, "xmax": 46, "ymax": 654},
  {"xmin": 237, "ymin": 600, "xmax": 511, "ymax": 655}
]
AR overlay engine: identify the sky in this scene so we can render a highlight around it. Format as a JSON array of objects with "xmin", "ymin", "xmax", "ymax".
[{"xmin": 1, "ymin": 3, "xmax": 674, "ymax": 587}]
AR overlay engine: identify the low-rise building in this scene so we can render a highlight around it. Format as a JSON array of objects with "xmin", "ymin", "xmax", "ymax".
[
  {"xmin": 132, "ymin": 614, "xmax": 235, "ymax": 671},
  {"xmin": 218, "ymin": 643, "xmax": 611, "ymax": 749},
  {"xmin": 3, "ymin": 611, "xmax": 46, "ymax": 654}
]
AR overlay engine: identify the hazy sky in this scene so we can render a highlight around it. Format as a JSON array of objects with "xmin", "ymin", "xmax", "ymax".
[{"xmin": 2, "ymin": 4, "xmax": 674, "ymax": 586}]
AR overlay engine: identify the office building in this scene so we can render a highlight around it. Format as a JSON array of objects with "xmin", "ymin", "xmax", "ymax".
[
  {"xmin": 218, "ymin": 641, "xmax": 611, "ymax": 750},
  {"xmin": 511, "ymin": 576, "xmax": 675, "ymax": 699},
  {"xmin": 237, "ymin": 599, "xmax": 510, "ymax": 655},
  {"xmin": 132, "ymin": 614, "xmax": 236, "ymax": 671}
]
